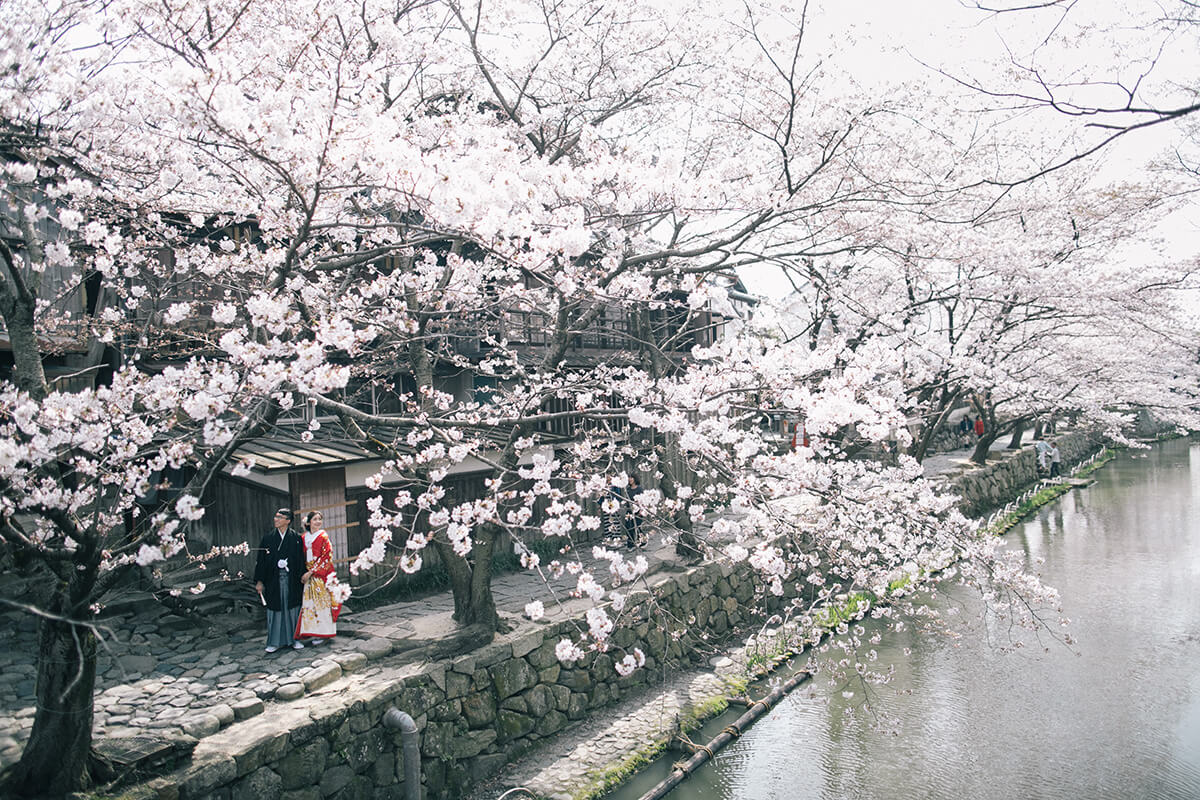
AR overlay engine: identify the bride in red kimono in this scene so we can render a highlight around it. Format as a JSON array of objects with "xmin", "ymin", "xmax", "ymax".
[{"xmin": 296, "ymin": 511, "xmax": 340, "ymax": 643}]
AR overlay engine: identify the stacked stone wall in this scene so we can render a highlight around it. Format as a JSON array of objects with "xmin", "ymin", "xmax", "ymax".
[
  {"xmin": 118, "ymin": 436, "xmax": 1102, "ymax": 800},
  {"xmin": 940, "ymin": 431, "xmax": 1101, "ymax": 518},
  {"xmin": 120, "ymin": 561, "xmax": 787, "ymax": 800}
]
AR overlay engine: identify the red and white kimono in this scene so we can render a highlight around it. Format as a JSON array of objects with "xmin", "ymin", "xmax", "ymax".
[{"xmin": 296, "ymin": 529, "xmax": 339, "ymax": 640}]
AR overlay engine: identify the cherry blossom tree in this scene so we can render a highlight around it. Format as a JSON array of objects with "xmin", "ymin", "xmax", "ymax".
[
  {"xmin": 0, "ymin": 0, "xmax": 935, "ymax": 792},
  {"xmin": 1, "ymin": 0, "xmax": 1166, "ymax": 795}
]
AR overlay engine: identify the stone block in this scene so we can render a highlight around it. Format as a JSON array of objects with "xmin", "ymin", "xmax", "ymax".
[
  {"xmin": 534, "ymin": 709, "xmax": 567, "ymax": 737},
  {"xmin": 210, "ymin": 703, "xmax": 235, "ymax": 728},
  {"xmin": 232, "ymin": 767, "xmax": 282, "ymax": 800},
  {"xmin": 229, "ymin": 717, "xmax": 290, "ymax": 774},
  {"xmin": 496, "ymin": 709, "xmax": 535, "ymax": 741},
  {"xmin": 556, "ymin": 669, "xmax": 592, "ymax": 692},
  {"xmin": 370, "ymin": 750, "xmax": 396, "ymax": 787},
  {"xmin": 645, "ymin": 627, "xmax": 666, "ymax": 658},
  {"xmin": 549, "ymin": 684, "xmax": 570, "ymax": 712},
  {"xmin": 591, "ymin": 654, "xmax": 614, "ymax": 682},
  {"xmin": 181, "ymin": 714, "xmax": 221, "ymax": 739},
  {"xmin": 475, "ymin": 642, "xmax": 510, "ymax": 667},
  {"xmin": 500, "ymin": 695, "xmax": 528, "ymax": 713},
  {"xmin": 332, "ymin": 652, "xmax": 368, "ymax": 674},
  {"xmin": 652, "ymin": 575, "xmax": 678, "ymax": 597},
  {"xmin": 330, "ymin": 720, "xmax": 353, "ymax": 753},
  {"xmin": 450, "ymin": 727, "xmax": 497, "ymax": 759},
  {"xmin": 232, "ymin": 698, "xmax": 265, "ymax": 721},
  {"xmin": 278, "ymin": 739, "xmax": 330, "ymax": 791},
  {"xmin": 566, "ymin": 692, "xmax": 588, "ymax": 720},
  {"xmin": 491, "ymin": 658, "xmax": 537, "ymax": 699},
  {"xmin": 423, "ymin": 760, "xmax": 446, "ymax": 798},
  {"xmin": 467, "ymin": 753, "xmax": 508, "ymax": 784},
  {"xmin": 429, "ymin": 698, "xmax": 462, "ymax": 723},
  {"xmin": 460, "ymin": 692, "xmax": 496, "ymax": 729},
  {"xmin": 522, "ymin": 684, "xmax": 554, "ymax": 718},
  {"xmin": 537, "ymin": 664, "xmax": 560, "ymax": 685},
  {"xmin": 319, "ymin": 765, "xmax": 354, "ymax": 797},
  {"xmin": 426, "ymin": 662, "xmax": 446, "ymax": 693},
  {"xmin": 310, "ymin": 704, "xmax": 348, "ymax": 732},
  {"xmin": 355, "ymin": 638, "xmax": 393, "ymax": 661},
  {"xmin": 526, "ymin": 640, "xmax": 558, "ymax": 670},
  {"xmin": 510, "ymin": 630, "xmax": 542, "ymax": 659},
  {"xmin": 398, "ymin": 684, "xmax": 445, "ymax": 718},
  {"xmin": 329, "ymin": 775, "xmax": 373, "ymax": 800},
  {"xmin": 276, "ymin": 682, "xmax": 305, "ymax": 701},
  {"xmin": 420, "ymin": 720, "xmax": 460, "ymax": 759},
  {"xmin": 181, "ymin": 754, "xmax": 237, "ymax": 798},
  {"xmin": 589, "ymin": 682, "xmax": 614, "ymax": 709},
  {"xmin": 146, "ymin": 778, "xmax": 180, "ymax": 800},
  {"xmin": 444, "ymin": 670, "xmax": 472, "ymax": 700},
  {"xmin": 450, "ymin": 655, "xmax": 476, "ymax": 675},
  {"xmin": 303, "ymin": 663, "xmax": 343, "ymax": 693},
  {"xmin": 344, "ymin": 729, "xmax": 387, "ymax": 774}
]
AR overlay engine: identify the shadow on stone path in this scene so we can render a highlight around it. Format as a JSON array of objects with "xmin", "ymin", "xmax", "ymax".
[{"xmin": 0, "ymin": 534, "xmax": 684, "ymax": 773}]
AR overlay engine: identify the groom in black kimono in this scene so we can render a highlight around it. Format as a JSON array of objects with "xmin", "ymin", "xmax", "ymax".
[{"xmin": 253, "ymin": 508, "xmax": 306, "ymax": 652}]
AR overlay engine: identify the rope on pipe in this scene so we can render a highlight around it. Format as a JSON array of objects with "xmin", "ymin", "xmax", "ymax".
[{"xmin": 633, "ymin": 670, "xmax": 811, "ymax": 800}]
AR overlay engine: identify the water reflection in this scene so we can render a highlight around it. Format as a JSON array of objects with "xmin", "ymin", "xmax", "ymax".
[{"xmin": 608, "ymin": 439, "xmax": 1200, "ymax": 800}]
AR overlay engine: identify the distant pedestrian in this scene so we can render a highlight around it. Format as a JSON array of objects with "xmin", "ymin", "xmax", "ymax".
[
  {"xmin": 1035, "ymin": 439, "xmax": 1051, "ymax": 475},
  {"xmin": 959, "ymin": 415, "xmax": 971, "ymax": 435},
  {"xmin": 974, "ymin": 416, "xmax": 985, "ymax": 437},
  {"xmin": 254, "ymin": 508, "xmax": 306, "ymax": 653},
  {"xmin": 604, "ymin": 482, "xmax": 626, "ymax": 546},
  {"xmin": 1049, "ymin": 441, "xmax": 1062, "ymax": 478},
  {"xmin": 625, "ymin": 475, "xmax": 644, "ymax": 548}
]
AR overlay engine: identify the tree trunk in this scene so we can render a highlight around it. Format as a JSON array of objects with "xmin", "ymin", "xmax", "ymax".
[
  {"xmin": 464, "ymin": 531, "xmax": 500, "ymax": 630},
  {"xmin": 4, "ymin": 615, "xmax": 100, "ymax": 796},
  {"xmin": 1007, "ymin": 419, "xmax": 1026, "ymax": 449},
  {"xmin": 970, "ymin": 430, "xmax": 1000, "ymax": 464},
  {"xmin": 907, "ymin": 384, "xmax": 959, "ymax": 464},
  {"xmin": 1033, "ymin": 419, "xmax": 1045, "ymax": 440},
  {"xmin": 431, "ymin": 538, "xmax": 475, "ymax": 623},
  {"xmin": 434, "ymin": 532, "xmax": 500, "ymax": 632}
]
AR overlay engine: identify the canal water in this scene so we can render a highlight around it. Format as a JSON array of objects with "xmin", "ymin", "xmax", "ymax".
[{"xmin": 607, "ymin": 439, "xmax": 1200, "ymax": 800}]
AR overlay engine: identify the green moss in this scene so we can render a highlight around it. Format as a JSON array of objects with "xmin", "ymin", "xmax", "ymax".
[
  {"xmin": 1073, "ymin": 450, "xmax": 1115, "ymax": 479},
  {"xmin": 987, "ymin": 448, "xmax": 1116, "ymax": 535},
  {"xmin": 814, "ymin": 591, "xmax": 871, "ymax": 628},
  {"xmin": 570, "ymin": 691, "xmax": 736, "ymax": 800}
]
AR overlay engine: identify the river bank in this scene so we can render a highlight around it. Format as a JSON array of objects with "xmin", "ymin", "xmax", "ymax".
[
  {"xmin": 468, "ymin": 431, "xmax": 1109, "ymax": 800},
  {"xmin": 598, "ymin": 435, "xmax": 1200, "ymax": 800},
  {"xmin": 49, "ymin": 431, "xmax": 1108, "ymax": 800}
]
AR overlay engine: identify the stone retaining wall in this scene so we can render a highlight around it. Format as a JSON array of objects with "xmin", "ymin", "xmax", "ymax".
[
  {"xmin": 116, "ymin": 561, "xmax": 780, "ymax": 800},
  {"xmin": 938, "ymin": 431, "xmax": 1101, "ymax": 518},
  {"xmin": 116, "ymin": 436, "xmax": 1103, "ymax": 800}
]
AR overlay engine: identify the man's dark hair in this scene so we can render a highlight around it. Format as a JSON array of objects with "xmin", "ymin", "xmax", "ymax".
[{"xmin": 276, "ymin": 508, "xmax": 294, "ymax": 521}]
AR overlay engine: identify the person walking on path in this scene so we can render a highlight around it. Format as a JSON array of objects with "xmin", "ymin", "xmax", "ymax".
[
  {"xmin": 625, "ymin": 475, "xmax": 644, "ymax": 549},
  {"xmin": 296, "ymin": 511, "xmax": 340, "ymax": 644},
  {"xmin": 974, "ymin": 416, "xmax": 985, "ymax": 438},
  {"xmin": 1035, "ymin": 438, "xmax": 1051, "ymax": 475},
  {"xmin": 253, "ymin": 508, "xmax": 306, "ymax": 653},
  {"xmin": 1049, "ymin": 441, "xmax": 1062, "ymax": 478}
]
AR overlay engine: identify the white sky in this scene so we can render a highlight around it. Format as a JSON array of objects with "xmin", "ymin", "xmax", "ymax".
[{"xmin": 736, "ymin": 0, "xmax": 1200, "ymax": 301}]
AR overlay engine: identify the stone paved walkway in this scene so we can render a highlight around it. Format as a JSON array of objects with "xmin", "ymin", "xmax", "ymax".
[{"xmin": 0, "ymin": 532, "xmax": 686, "ymax": 772}]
